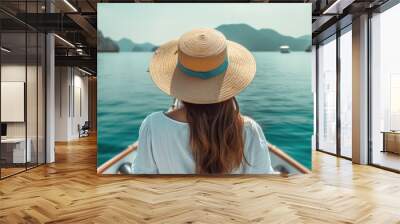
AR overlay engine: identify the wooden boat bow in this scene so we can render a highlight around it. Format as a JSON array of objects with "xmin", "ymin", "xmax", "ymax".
[{"xmin": 97, "ymin": 142, "xmax": 310, "ymax": 175}]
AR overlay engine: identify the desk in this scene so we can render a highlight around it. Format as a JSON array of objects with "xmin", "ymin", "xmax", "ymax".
[
  {"xmin": 1, "ymin": 138, "xmax": 31, "ymax": 163},
  {"xmin": 382, "ymin": 131, "xmax": 400, "ymax": 154}
]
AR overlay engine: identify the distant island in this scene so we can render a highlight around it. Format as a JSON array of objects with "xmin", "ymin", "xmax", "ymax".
[
  {"xmin": 97, "ymin": 31, "xmax": 119, "ymax": 52},
  {"xmin": 117, "ymin": 38, "xmax": 158, "ymax": 52},
  {"xmin": 98, "ymin": 24, "xmax": 311, "ymax": 52},
  {"xmin": 216, "ymin": 24, "xmax": 311, "ymax": 52}
]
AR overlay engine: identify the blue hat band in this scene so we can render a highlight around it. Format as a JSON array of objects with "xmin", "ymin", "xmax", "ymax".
[{"xmin": 177, "ymin": 58, "xmax": 228, "ymax": 79}]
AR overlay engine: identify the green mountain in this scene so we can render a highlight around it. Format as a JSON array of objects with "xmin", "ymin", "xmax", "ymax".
[
  {"xmin": 117, "ymin": 38, "xmax": 157, "ymax": 52},
  {"xmin": 132, "ymin": 42, "xmax": 157, "ymax": 52},
  {"xmin": 216, "ymin": 24, "xmax": 311, "ymax": 51},
  {"xmin": 98, "ymin": 24, "xmax": 311, "ymax": 52},
  {"xmin": 97, "ymin": 31, "xmax": 119, "ymax": 52},
  {"xmin": 116, "ymin": 38, "xmax": 134, "ymax": 51}
]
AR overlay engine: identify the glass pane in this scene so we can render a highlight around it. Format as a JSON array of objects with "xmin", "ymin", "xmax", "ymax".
[
  {"xmin": 0, "ymin": 1, "xmax": 46, "ymax": 178},
  {"xmin": 318, "ymin": 37, "xmax": 337, "ymax": 154},
  {"xmin": 38, "ymin": 33, "xmax": 45, "ymax": 165},
  {"xmin": 371, "ymin": 4, "xmax": 400, "ymax": 171},
  {"xmin": 340, "ymin": 29, "xmax": 352, "ymax": 158},
  {"xmin": 1, "ymin": 31, "xmax": 27, "ymax": 177},
  {"xmin": 27, "ymin": 31, "xmax": 38, "ymax": 169},
  {"xmin": 26, "ymin": 0, "xmax": 39, "ymax": 168}
]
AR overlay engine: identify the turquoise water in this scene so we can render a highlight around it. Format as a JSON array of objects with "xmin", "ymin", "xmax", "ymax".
[{"xmin": 98, "ymin": 52, "xmax": 313, "ymax": 169}]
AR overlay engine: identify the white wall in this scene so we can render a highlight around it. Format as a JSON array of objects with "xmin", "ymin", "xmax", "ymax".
[
  {"xmin": 1, "ymin": 65, "xmax": 41, "ymax": 138},
  {"xmin": 1, "ymin": 82, "xmax": 25, "ymax": 122},
  {"xmin": 55, "ymin": 67, "xmax": 89, "ymax": 141},
  {"xmin": 78, "ymin": 72, "xmax": 89, "ymax": 137},
  {"xmin": 1, "ymin": 65, "xmax": 26, "ymax": 132},
  {"xmin": 55, "ymin": 66, "xmax": 69, "ymax": 141},
  {"xmin": 1, "ymin": 65, "xmax": 26, "ymax": 140}
]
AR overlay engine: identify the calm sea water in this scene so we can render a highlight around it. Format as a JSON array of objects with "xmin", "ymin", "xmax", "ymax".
[{"xmin": 98, "ymin": 52, "xmax": 313, "ymax": 169}]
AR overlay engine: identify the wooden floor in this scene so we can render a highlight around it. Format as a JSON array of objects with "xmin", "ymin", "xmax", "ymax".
[
  {"xmin": 1, "ymin": 163, "xmax": 43, "ymax": 178},
  {"xmin": 0, "ymin": 167, "xmax": 26, "ymax": 177},
  {"xmin": 1, "ymin": 135, "xmax": 400, "ymax": 224},
  {"xmin": 372, "ymin": 150, "xmax": 400, "ymax": 171}
]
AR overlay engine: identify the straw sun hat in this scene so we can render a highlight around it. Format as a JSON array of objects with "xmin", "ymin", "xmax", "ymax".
[{"xmin": 149, "ymin": 28, "xmax": 256, "ymax": 104}]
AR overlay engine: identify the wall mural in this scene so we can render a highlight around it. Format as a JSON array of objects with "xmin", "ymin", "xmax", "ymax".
[{"xmin": 97, "ymin": 3, "xmax": 312, "ymax": 175}]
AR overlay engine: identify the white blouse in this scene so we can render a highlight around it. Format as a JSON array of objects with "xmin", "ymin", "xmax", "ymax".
[{"xmin": 133, "ymin": 111, "xmax": 274, "ymax": 174}]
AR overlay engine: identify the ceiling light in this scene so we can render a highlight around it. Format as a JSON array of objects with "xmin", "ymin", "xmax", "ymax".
[
  {"xmin": 78, "ymin": 67, "xmax": 93, "ymax": 76},
  {"xmin": 76, "ymin": 48, "xmax": 84, "ymax": 55},
  {"xmin": 63, "ymin": 0, "xmax": 78, "ymax": 12},
  {"xmin": 54, "ymin": 34, "xmax": 75, "ymax": 48},
  {"xmin": 323, "ymin": 0, "xmax": 354, "ymax": 15},
  {"xmin": 1, "ymin": 47, "xmax": 11, "ymax": 53},
  {"xmin": 323, "ymin": 0, "xmax": 341, "ymax": 14}
]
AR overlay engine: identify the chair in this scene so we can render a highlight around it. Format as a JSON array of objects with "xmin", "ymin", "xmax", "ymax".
[{"xmin": 79, "ymin": 121, "xmax": 90, "ymax": 138}]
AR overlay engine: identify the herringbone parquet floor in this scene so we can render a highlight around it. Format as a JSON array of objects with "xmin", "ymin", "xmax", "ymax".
[{"xmin": 1, "ymin": 135, "xmax": 400, "ymax": 224}]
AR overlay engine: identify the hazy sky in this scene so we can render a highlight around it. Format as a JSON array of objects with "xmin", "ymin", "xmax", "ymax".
[{"xmin": 98, "ymin": 3, "xmax": 311, "ymax": 45}]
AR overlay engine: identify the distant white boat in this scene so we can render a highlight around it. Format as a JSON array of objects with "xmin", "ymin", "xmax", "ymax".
[{"xmin": 280, "ymin": 45, "xmax": 290, "ymax": 53}]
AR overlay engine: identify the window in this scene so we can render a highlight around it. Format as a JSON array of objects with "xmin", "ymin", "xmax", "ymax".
[
  {"xmin": 339, "ymin": 28, "xmax": 352, "ymax": 158},
  {"xmin": 0, "ymin": 2, "xmax": 46, "ymax": 179},
  {"xmin": 370, "ymin": 3, "xmax": 400, "ymax": 171},
  {"xmin": 317, "ymin": 36, "xmax": 337, "ymax": 154}
]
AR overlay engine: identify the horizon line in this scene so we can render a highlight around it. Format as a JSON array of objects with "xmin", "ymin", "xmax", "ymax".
[{"xmin": 99, "ymin": 23, "xmax": 311, "ymax": 44}]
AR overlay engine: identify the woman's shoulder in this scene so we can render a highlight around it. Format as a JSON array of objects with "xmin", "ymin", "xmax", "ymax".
[
  {"xmin": 242, "ymin": 115, "xmax": 265, "ymax": 137},
  {"xmin": 242, "ymin": 115, "xmax": 261, "ymax": 130},
  {"xmin": 142, "ymin": 111, "xmax": 164, "ymax": 125},
  {"xmin": 145, "ymin": 111, "xmax": 164, "ymax": 119},
  {"xmin": 139, "ymin": 111, "xmax": 165, "ymax": 134},
  {"xmin": 141, "ymin": 111, "xmax": 187, "ymax": 127}
]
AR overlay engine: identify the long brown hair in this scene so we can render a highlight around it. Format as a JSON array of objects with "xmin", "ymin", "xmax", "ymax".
[{"xmin": 182, "ymin": 97, "xmax": 245, "ymax": 174}]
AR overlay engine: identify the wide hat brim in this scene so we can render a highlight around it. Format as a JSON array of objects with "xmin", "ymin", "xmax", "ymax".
[{"xmin": 149, "ymin": 40, "xmax": 256, "ymax": 104}]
